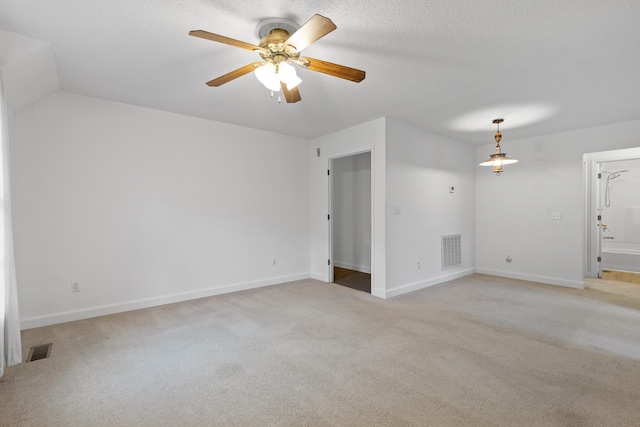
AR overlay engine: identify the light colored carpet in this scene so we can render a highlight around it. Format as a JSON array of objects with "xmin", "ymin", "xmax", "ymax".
[{"xmin": 2, "ymin": 274, "xmax": 640, "ymax": 426}]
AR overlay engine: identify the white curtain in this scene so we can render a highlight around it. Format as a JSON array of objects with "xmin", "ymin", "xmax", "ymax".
[{"xmin": 0, "ymin": 73, "xmax": 22, "ymax": 377}]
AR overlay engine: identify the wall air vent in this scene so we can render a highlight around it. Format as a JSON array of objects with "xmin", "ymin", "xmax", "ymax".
[{"xmin": 441, "ymin": 234, "xmax": 462, "ymax": 270}]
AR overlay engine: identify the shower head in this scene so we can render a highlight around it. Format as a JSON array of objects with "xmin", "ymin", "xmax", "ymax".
[
  {"xmin": 603, "ymin": 169, "xmax": 629, "ymax": 208},
  {"xmin": 609, "ymin": 169, "xmax": 629, "ymax": 180}
]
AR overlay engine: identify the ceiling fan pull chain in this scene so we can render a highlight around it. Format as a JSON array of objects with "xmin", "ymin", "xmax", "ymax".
[
  {"xmin": 278, "ymin": 94, "xmax": 282, "ymax": 103},
  {"xmin": 270, "ymin": 90, "xmax": 274, "ymax": 98}
]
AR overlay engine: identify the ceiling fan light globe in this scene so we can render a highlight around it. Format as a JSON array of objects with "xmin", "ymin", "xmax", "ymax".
[
  {"xmin": 286, "ymin": 75, "xmax": 302, "ymax": 90},
  {"xmin": 255, "ymin": 63, "xmax": 281, "ymax": 91},
  {"xmin": 277, "ymin": 62, "xmax": 295, "ymax": 78},
  {"xmin": 277, "ymin": 62, "xmax": 302, "ymax": 90},
  {"xmin": 254, "ymin": 62, "xmax": 275, "ymax": 83},
  {"xmin": 267, "ymin": 80, "xmax": 282, "ymax": 91}
]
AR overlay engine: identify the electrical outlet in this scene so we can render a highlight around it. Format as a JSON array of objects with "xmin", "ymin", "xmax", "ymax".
[
  {"xmin": 417, "ymin": 262, "xmax": 421, "ymax": 269},
  {"xmin": 71, "ymin": 282, "xmax": 80, "ymax": 293},
  {"xmin": 271, "ymin": 258, "xmax": 277, "ymax": 266},
  {"xmin": 552, "ymin": 212, "xmax": 562, "ymax": 220}
]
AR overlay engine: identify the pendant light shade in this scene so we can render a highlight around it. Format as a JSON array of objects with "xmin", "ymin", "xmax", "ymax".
[{"xmin": 479, "ymin": 119, "xmax": 518, "ymax": 175}]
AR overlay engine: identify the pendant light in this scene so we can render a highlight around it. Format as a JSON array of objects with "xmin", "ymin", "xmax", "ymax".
[{"xmin": 479, "ymin": 118, "xmax": 518, "ymax": 175}]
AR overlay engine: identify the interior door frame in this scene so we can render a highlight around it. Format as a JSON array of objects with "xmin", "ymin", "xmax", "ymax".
[
  {"xmin": 584, "ymin": 147, "xmax": 640, "ymax": 279},
  {"xmin": 328, "ymin": 150, "xmax": 373, "ymax": 285}
]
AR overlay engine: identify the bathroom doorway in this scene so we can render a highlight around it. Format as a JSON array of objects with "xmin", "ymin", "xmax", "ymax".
[{"xmin": 584, "ymin": 148, "xmax": 640, "ymax": 281}]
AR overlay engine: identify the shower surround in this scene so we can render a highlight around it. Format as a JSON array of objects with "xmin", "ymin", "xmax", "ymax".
[{"xmin": 601, "ymin": 159, "xmax": 640, "ymax": 273}]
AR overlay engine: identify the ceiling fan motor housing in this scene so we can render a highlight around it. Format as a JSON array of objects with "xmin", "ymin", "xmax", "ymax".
[{"xmin": 258, "ymin": 29, "xmax": 300, "ymax": 66}]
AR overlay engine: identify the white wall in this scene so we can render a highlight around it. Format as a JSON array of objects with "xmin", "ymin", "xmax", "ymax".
[
  {"xmin": 385, "ymin": 119, "xmax": 476, "ymax": 297},
  {"xmin": 309, "ymin": 118, "xmax": 386, "ymax": 297},
  {"xmin": 476, "ymin": 119, "xmax": 640, "ymax": 288},
  {"xmin": 11, "ymin": 87, "xmax": 640, "ymax": 329},
  {"xmin": 11, "ymin": 91, "xmax": 310, "ymax": 328},
  {"xmin": 332, "ymin": 152, "xmax": 372, "ymax": 273}
]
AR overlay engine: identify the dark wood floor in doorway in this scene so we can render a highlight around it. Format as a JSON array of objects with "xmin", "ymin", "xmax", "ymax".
[{"xmin": 334, "ymin": 267, "xmax": 371, "ymax": 293}]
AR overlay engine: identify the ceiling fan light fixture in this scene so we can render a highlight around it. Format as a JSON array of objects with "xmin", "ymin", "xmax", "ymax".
[
  {"xmin": 278, "ymin": 62, "xmax": 302, "ymax": 89},
  {"xmin": 479, "ymin": 119, "xmax": 518, "ymax": 175},
  {"xmin": 285, "ymin": 75, "xmax": 302, "ymax": 90},
  {"xmin": 255, "ymin": 60, "xmax": 302, "ymax": 92},
  {"xmin": 255, "ymin": 63, "xmax": 281, "ymax": 91}
]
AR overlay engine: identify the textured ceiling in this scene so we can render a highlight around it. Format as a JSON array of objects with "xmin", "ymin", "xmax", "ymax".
[{"xmin": 1, "ymin": 0, "xmax": 639, "ymax": 145}]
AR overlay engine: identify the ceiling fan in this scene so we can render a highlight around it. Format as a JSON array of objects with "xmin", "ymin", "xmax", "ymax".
[{"xmin": 189, "ymin": 14, "xmax": 366, "ymax": 103}]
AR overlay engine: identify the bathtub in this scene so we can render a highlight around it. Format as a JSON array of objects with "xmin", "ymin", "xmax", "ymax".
[
  {"xmin": 601, "ymin": 206, "xmax": 640, "ymax": 273},
  {"xmin": 602, "ymin": 241, "xmax": 640, "ymax": 273}
]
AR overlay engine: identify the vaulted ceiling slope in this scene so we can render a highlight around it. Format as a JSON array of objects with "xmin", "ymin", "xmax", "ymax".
[
  {"xmin": 0, "ymin": 29, "xmax": 59, "ymax": 111},
  {"xmin": 1, "ymin": 0, "xmax": 639, "ymax": 145}
]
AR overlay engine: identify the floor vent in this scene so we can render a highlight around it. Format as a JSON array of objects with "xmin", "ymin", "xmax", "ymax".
[
  {"xmin": 26, "ymin": 343, "xmax": 53, "ymax": 362},
  {"xmin": 441, "ymin": 234, "xmax": 462, "ymax": 270}
]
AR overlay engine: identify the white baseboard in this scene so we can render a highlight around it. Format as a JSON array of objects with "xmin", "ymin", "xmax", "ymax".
[
  {"xmin": 20, "ymin": 273, "xmax": 311, "ymax": 330},
  {"xmin": 383, "ymin": 268, "xmax": 475, "ymax": 298},
  {"xmin": 310, "ymin": 272, "xmax": 326, "ymax": 281},
  {"xmin": 333, "ymin": 262, "xmax": 372, "ymax": 274},
  {"xmin": 475, "ymin": 268, "xmax": 584, "ymax": 289},
  {"xmin": 371, "ymin": 288, "xmax": 387, "ymax": 299}
]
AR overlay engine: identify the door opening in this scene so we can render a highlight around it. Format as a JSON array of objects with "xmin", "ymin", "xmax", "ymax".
[
  {"xmin": 329, "ymin": 151, "xmax": 372, "ymax": 293},
  {"xmin": 584, "ymin": 148, "xmax": 640, "ymax": 283}
]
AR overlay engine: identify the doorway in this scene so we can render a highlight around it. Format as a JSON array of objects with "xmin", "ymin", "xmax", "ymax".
[
  {"xmin": 584, "ymin": 148, "xmax": 640, "ymax": 282},
  {"xmin": 330, "ymin": 151, "xmax": 372, "ymax": 293}
]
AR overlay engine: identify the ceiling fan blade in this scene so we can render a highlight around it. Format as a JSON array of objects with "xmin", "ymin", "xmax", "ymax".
[
  {"xmin": 300, "ymin": 57, "xmax": 366, "ymax": 83},
  {"xmin": 206, "ymin": 62, "xmax": 262, "ymax": 87},
  {"xmin": 281, "ymin": 82, "xmax": 302, "ymax": 103},
  {"xmin": 285, "ymin": 14, "xmax": 337, "ymax": 52},
  {"xmin": 189, "ymin": 30, "xmax": 261, "ymax": 51}
]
